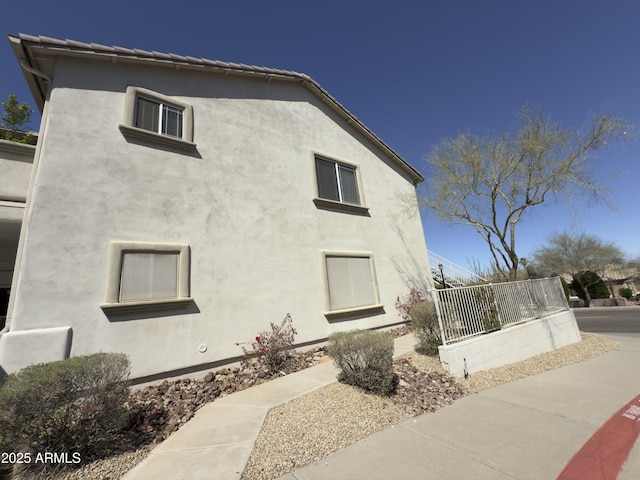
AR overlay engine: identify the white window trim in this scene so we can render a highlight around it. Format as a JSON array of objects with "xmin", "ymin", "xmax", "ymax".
[
  {"xmin": 312, "ymin": 154, "xmax": 369, "ymax": 215},
  {"xmin": 101, "ymin": 241, "xmax": 191, "ymax": 314},
  {"xmin": 119, "ymin": 86, "xmax": 197, "ymax": 153},
  {"xmin": 321, "ymin": 250, "xmax": 383, "ymax": 318}
]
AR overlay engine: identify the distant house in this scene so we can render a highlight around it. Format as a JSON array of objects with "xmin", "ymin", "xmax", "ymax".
[
  {"xmin": 605, "ymin": 266, "xmax": 639, "ymax": 298},
  {"xmin": 0, "ymin": 34, "xmax": 431, "ymax": 381}
]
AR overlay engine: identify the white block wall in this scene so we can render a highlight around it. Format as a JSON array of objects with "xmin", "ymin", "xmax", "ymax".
[{"xmin": 438, "ymin": 310, "xmax": 581, "ymax": 377}]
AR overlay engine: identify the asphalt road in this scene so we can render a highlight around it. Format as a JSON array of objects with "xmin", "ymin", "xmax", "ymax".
[{"xmin": 573, "ymin": 306, "xmax": 640, "ymax": 333}]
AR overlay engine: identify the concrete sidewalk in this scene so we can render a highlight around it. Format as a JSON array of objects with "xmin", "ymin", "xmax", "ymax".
[
  {"xmin": 124, "ymin": 333, "xmax": 640, "ymax": 480},
  {"xmin": 282, "ymin": 334, "xmax": 640, "ymax": 480}
]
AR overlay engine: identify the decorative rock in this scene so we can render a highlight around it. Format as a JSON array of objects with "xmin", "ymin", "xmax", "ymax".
[{"xmin": 122, "ymin": 346, "xmax": 330, "ymax": 452}]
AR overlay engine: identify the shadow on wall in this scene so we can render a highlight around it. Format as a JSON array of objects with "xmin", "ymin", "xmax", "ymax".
[
  {"xmin": 389, "ymin": 218, "xmax": 433, "ymax": 295},
  {"xmin": 102, "ymin": 301, "xmax": 201, "ymax": 323}
]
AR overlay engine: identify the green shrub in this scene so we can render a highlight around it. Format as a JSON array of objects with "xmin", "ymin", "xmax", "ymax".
[
  {"xmin": 395, "ymin": 289, "xmax": 442, "ymax": 355},
  {"xmin": 619, "ymin": 287, "xmax": 633, "ymax": 299},
  {"xmin": 328, "ymin": 330, "xmax": 396, "ymax": 396},
  {"xmin": 0, "ymin": 353, "xmax": 131, "ymax": 469},
  {"xmin": 571, "ymin": 271, "xmax": 610, "ymax": 300},
  {"xmin": 408, "ymin": 301, "xmax": 442, "ymax": 355},
  {"xmin": 473, "ymin": 287, "xmax": 501, "ymax": 333}
]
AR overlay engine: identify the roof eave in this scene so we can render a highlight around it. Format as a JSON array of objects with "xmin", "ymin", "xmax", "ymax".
[
  {"xmin": 9, "ymin": 34, "xmax": 424, "ymax": 184},
  {"xmin": 9, "ymin": 35, "xmax": 48, "ymax": 112},
  {"xmin": 300, "ymin": 79, "xmax": 424, "ymax": 184}
]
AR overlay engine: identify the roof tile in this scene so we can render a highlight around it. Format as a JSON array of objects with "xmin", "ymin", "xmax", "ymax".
[
  {"xmin": 66, "ymin": 39, "xmax": 90, "ymax": 48},
  {"xmin": 39, "ymin": 35, "xmax": 67, "ymax": 46},
  {"xmin": 151, "ymin": 51, "xmax": 171, "ymax": 59},
  {"xmin": 114, "ymin": 46, "xmax": 136, "ymax": 55},
  {"xmin": 132, "ymin": 48, "xmax": 154, "ymax": 57}
]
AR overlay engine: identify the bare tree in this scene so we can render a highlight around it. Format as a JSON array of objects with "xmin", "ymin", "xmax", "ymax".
[
  {"xmin": 532, "ymin": 233, "xmax": 625, "ymax": 306},
  {"xmin": 418, "ymin": 104, "xmax": 632, "ymax": 281}
]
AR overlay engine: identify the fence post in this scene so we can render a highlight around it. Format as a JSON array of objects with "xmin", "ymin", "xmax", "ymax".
[
  {"xmin": 528, "ymin": 278, "xmax": 545, "ymax": 318},
  {"xmin": 429, "ymin": 289, "xmax": 448, "ymax": 346},
  {"xmin": 490, "ymin": 283, "xmax": 502, "ymax": 328},
  {"xmin": 552, "ymin": 276, "xmax": 570, "ymax": 309}
]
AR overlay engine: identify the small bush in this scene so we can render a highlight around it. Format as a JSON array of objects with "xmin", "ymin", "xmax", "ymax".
[
  {"xmin": 328, "ymin": 330, "xmax": 396, "ymax": 396},
  {"xmin": 396, "ymin": 289, "xmax": 442, "ymax": 355},
  {"xmin": 409, "ymin": 301, "xmax": 442, "ymax": 355},
  {"xmin": 395, "ymin": 288, "xmax": 427, "ymax": 320},
  {"xmin": 619, "ymin": 287, "xmax": 633, "ymax": 299},
  {"xmin": 473, "ymin": 287, "xmax": 501, "ymax": 333},
  {"xmin": 0, "ymin": 353, "xmax": 131, "ymax": 469},
  {"xmin": 237, "ymin": 313, "xmax": 297, "ymax": 373}
]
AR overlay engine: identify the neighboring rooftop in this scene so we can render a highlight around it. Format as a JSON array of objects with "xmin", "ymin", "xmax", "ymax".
[{"xmin": 0, "ymin": 127, "xmax": 38, "ymax": 146}]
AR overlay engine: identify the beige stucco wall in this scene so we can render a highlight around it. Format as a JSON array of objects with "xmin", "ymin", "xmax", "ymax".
[
  {"xmin": 0, "ymin": 140, "xmax": 34, "ymax": 203},
  {"xmin": 5, "ymin": 56, "xmax": 431, "ymax": 379},
  {"xmin": 0, "ymin": 140, "xmax": 33, "ymax": 289}
]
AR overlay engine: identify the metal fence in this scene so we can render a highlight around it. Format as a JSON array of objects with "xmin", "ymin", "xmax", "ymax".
[{"xmin": 431, "ymin": 277, "xmax": 569, "ymax": 345}]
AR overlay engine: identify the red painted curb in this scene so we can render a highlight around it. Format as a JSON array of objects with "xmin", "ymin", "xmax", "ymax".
[{"xmin": 557, "ymin": 394, "xmax": 640, "ymax": 480}]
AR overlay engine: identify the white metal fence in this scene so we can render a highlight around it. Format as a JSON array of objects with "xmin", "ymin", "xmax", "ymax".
[
  {"xmin": 428, "ymin": 250, "xmax": 487, "ymax": 287},
  {"xmin": 431, "ymin": 277, "xmax": 569, "ymax": 345}
]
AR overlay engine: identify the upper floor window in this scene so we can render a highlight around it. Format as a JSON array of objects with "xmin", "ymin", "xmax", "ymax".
[
  {"xmin": 315, "ymin": 156, "xmax": 360, "ymax": 205},
  {"xmin": 119, "ymin": 86, "xmax": 196, "ymax": 153},
  {"xmin": 135, "ymin": 97, "xmax": 184, "ymax": 139},
  {"xmin": 313, "ymin": 155, "xmax": 368, "ymax": 215}
]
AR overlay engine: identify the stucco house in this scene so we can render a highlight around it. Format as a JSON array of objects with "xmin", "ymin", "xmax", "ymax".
[{"xmin": 0, "ymin": 34, "xmax": 432, "ymax": 381}]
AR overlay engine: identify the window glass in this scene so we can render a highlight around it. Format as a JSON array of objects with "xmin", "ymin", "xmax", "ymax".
[
  {"xmin": 135, "ymin": 97, "xmax": 160, "ymax": 132},
  {"xmin": 162, "ymin": 104, "xmax": 183, "ymax": 138},
  {"xmin": 315, "ymin": 157, "xmax": 340, "ymax": 201},
  {"xmin": 119, "ymin": 252, "xmax": 179, "ymax": 302},
  {"xmin": 326, "ymin": 255, "xmax": 376, "ymax": 310},
  {"xmin": 338, "ymin": 165, "xmax": 360, "ymax": 205}
]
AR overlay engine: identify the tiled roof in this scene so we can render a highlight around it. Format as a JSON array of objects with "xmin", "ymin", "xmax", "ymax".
[
  {"xmin": 13, "ymin": 34, "xmax": 423, "ymax": 183},
  {"xmin": 18, "ymin": 34, "xmax": 313, "ymax": 80}
]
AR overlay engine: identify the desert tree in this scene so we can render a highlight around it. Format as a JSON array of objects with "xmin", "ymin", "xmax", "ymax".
[
  {"xmin": 418, "ymin": 104, "xmax": 632, "ymax": 281},
  {"xmin": 532, "ymin": 232, "xmax": 625, "ymax": 306}
]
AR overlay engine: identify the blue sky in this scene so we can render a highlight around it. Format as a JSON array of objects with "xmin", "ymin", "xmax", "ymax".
[{"xmin": 1, "ymin": 0, "xmax": 639, "ymax": 271}]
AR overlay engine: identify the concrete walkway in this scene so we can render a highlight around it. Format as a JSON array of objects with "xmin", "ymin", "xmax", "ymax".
[
  {"xmin": 124, "ymin": 333, "xmax": 640, "ymax": 480},
  {"xmin": 123, "ymin": 334, "xmax": 416, "ymax": 480}
]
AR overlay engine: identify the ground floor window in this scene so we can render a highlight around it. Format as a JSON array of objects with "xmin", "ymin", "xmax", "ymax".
[
  {"xmin": 119, "ymin": 251, "xmax": 180, "ymax": 302},
  {"xmin": 323, "ymin": 252, "xmax": 380, "ymax": 313},
  {"xmin": 102, "ymin": 241, "xmax": 191, "ymax": 313}
]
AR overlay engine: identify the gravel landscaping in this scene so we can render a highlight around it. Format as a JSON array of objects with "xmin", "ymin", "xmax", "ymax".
[
  {"xmin": 25, "ymin": 331, "xmax": 617, "ymax": 480},
  {"xmin": 242, "ymin": 333, "xmax": 618, "ymax": 480}
]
